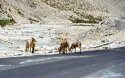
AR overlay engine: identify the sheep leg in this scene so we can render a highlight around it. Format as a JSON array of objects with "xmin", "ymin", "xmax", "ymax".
[
  {"xmin": 79, "ymin": 45, "xmax": 81, "ymax": 53},
  {"xmin": 32, "ymin": 47, "xmax": 34, "ymax": 54},
  {"xmin": 30, "ymin": 47, "xmax": 31, "ymax": 52},
  {"xmin": 65, "ymin": 48, "xmax": 67, "ymax": 54},
  {"xmin": 75, "ymin": 48, "xmax": 76, "ymax": 53},
  {"xmin": 63, "ymin": 48, "xmax": 65, "ymax": 54}
]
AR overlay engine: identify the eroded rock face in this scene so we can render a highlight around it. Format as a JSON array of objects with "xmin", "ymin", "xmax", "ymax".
[
  {"xmin": 1, "ymin": 0, "xmax": 79, "ymax": 24},
  {"xmin": 1, "ymin": 0, "xmax": 125, "ymax": 24},
  {"xmin": 0, "ymin": 0, "xmax": 110, "ymax": 24}
]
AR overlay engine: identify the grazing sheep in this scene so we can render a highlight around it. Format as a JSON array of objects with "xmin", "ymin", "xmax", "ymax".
[
  {"xmin": 69, "ymin": 41, "xmax": 81, "ymax": 53},
  {"xmin": 29, "ymin": 37, "xmax": 36, "ymax": 53},
  {"xmin": 58, "ymin": 46, "xmax": 62, "ymax": 54},
  {"xmin": 58, "ymin": 38, "xmax": 69, "ymax": 54}
]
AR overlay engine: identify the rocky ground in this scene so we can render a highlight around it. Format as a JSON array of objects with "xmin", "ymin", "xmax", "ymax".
[
  {"xmin": 0, "ymin": 23, "xmax": 125, "ymax": 58},
  {"xmin": 0, "ymin": 0, "xmax": 111, "ymax": 24},
  {"xmin": 0, "ymin": 0, "xmax": 125, "ymax": 58}
]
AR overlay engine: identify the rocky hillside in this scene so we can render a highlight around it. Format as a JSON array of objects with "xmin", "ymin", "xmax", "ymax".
[
  {"xmin": 92, "ymin": 0, "xmax": 125, "ymax": 17},
  {"xmin": 0, "ymin": 0, "xmax": 111, "ymax": 25},
  {"xmin": 0, "ymin": 0, "xmax": 125, "ymax": 25},
  {"xmin": 0, "ymin": 0, "xmax": 125, "ymax": 58}
]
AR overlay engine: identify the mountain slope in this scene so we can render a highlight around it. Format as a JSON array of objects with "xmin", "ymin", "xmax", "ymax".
[
  {"xmin": 0, "ymin": 0, "xmax": 125, "ymax": 24},
  {"xmin": 92, "ymin": 0, "xmax": 125, "ymax": 17},
  {"xmin": 0, "ymin": 0, "xmax": 73, "ymax": 24},
  {"xmin": 0, "ymin": 0, "xmax": 110, "ymax": 24}
]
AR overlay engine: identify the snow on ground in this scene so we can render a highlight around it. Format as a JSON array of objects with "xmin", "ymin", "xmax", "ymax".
[
  {"xmin": 0, "ymin": 24, "xmax": 125, "ymax": 58},
  {"xmin": 84, "ymin": 67, "xmax": 123, "ymax": 78},
  {"xmin": 0, "ymin": 24, "xmax": 90, "ymax": 58},
  {"xmin": 83, "ymin": 62, "xmax": 125, "ymax": 78}
]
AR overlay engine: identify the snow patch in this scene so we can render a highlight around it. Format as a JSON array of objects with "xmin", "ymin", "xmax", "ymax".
[
  {"xmin": 0, "ymin": 24, "xmax": 125, "ymax": 58},
  {"xmin": 83, "ymin": 68, "xmax": 122, "ymax": 78},
  {"xmin": 0, "ymin": 65, "xmax": 12, "ymax": 67}
]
